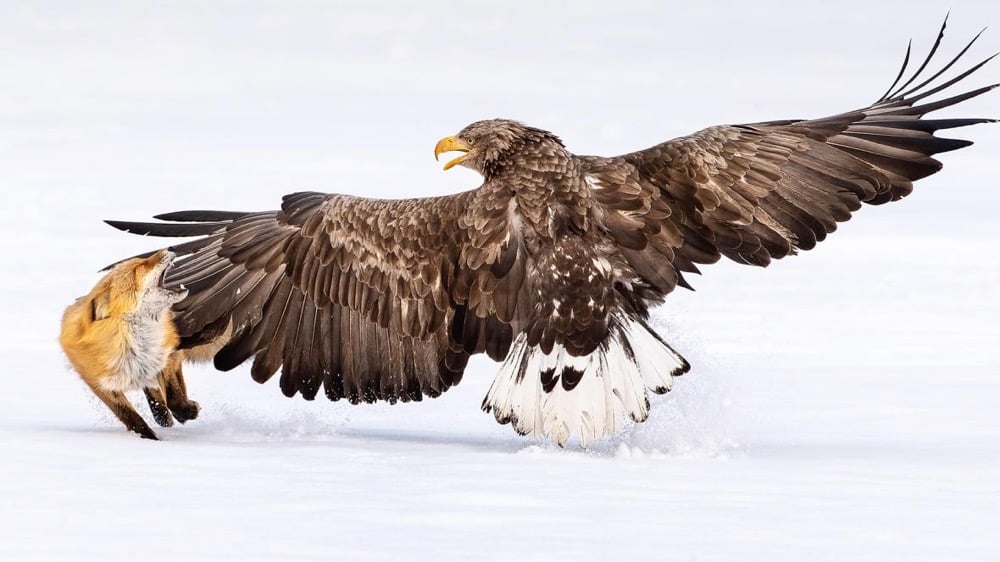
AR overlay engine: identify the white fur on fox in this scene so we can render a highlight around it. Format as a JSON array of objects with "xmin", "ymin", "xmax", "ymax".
[
  {"xmin": 482, "ymin": 315, "xmax": 689, "ymax": 447},
  {"xmin": 101, "ymin": 311, "xmax": 173, "ymax": 392},
  {"xmin": 100, "ymin": 257, "xmax": 186, "ymax": 393}
]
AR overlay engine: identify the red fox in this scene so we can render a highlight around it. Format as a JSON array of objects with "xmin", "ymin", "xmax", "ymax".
[{"xmin": 59, "ymin": 250, "xmax": 200, "ymax": 439}]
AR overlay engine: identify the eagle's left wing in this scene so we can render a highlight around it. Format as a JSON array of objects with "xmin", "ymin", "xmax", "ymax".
[{"xmin": 584, "ymin": 23, "xmax": 996, "ymax": 298}]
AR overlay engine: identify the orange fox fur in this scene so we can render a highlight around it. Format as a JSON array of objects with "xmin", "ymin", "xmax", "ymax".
[{"xmin": 59, "ymin": 250, "xmax": 199, "ymax": 439}]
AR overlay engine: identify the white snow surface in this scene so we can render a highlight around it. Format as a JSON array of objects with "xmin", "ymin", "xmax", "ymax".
[{"xmin": 2, "ymin": 2, "xmax": 999, "ymax": 560}]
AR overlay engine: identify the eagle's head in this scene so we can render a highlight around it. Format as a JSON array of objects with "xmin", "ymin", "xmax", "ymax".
[{"xmin": 434, "ymin": 119, "xmax": 564, "ymax": 178}]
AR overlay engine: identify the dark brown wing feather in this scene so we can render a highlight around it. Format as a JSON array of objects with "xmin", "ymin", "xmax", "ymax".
[
  {"xmin": 585, "ymin": 23, "xmax": 996, "ymax": 296},
  {"xmin": 107, "ymin": 187, "xmax": 526, "ymax": 404}
]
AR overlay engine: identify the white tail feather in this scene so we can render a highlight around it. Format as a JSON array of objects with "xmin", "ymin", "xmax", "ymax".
[{"xmin": 482, "ymin": 315, "xmax": 690, "ymax": 447}]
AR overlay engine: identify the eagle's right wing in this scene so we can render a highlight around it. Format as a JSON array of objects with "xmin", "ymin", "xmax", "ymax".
[{"xmin": 107, "ymin": 187, "xmax": 530, "ymax": 404}]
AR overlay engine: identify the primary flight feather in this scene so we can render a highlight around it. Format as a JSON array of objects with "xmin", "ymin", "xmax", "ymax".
[{"xmin": 108, "ymin": 21, "xmax": 996, "ymax": 446}]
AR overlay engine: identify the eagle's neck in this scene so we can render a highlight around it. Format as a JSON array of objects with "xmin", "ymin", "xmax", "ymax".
[
  {"xmin": 493, "ymin": 151, "xmax": 592, "ymax": 241},
  {"xmin": 482, "ymin": 135, "xmax": 566, "ymax": 180}
]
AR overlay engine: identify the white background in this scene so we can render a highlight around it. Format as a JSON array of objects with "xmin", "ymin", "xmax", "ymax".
[{"xmin": 1, "ymin": 1, "xmax": 998, "ymax": 560}]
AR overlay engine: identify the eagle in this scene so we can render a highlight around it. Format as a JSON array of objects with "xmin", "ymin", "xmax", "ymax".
[{"xmin": 108, "ymin": 23, "xmax": 996, "ymax": 446}]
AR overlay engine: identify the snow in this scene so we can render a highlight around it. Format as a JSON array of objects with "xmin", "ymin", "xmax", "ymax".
[{"xmin": 2, "ymin": 1, "xmax": 999, "ymax": 560}]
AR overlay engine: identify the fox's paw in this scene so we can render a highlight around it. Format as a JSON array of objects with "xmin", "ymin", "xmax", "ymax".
[
  {"xmin": 171, "ymin": 400, "xmax": 200, "ymax": 424},
  {"xmin": 130, "ymin": 422, "xmax": 159, "ymax": 440},
  {"xmin": 151, "ymin": 410, "xmax": 173, "ymax": 427},
  {"xmin": 145, "ymin": 394, "xmax": 174, "ymax": 428}
]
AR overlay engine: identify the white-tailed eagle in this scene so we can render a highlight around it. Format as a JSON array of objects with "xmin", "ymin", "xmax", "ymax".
[{"xmin": 108, "ymin": 22, "xmax": 996, "ymax": 446}]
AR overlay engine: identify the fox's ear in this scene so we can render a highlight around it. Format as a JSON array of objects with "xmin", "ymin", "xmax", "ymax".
[{"xmin": 91, "ymin": 291, "xmax": 111, "ymax": 321}]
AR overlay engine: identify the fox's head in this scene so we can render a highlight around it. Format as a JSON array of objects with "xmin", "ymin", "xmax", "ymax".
[{"xmin": 91, "ymin": 250, "xmax": 188, "ymax": 321}]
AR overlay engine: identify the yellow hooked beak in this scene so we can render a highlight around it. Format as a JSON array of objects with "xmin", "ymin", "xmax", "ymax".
[{"xmin": 434, "ymin": 136, "xmax": 471, "ymax": 171}]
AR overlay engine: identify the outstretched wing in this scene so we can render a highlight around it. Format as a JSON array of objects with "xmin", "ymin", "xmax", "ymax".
[
  {"xmin": 107, "ymin": 187, "xmax": 527, "ymax": 404},
  {"xmin": 585, "ymin": 21, "xmax": 996, "ymax": 296}
]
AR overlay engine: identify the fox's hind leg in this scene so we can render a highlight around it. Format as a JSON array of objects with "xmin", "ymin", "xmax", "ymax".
[
  {"xmin": 144, "ymin": 386, "xmax": 174, "ymax": 427},
  {"xmin": 86, "ymin": 382, "xmax": 158, "ymax": 440},
  {"xmin": 161, "ymin": 352, "xmax": 200, "ymax": 424}
]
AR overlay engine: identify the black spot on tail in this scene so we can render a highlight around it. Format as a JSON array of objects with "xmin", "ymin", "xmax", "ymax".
[
  {"xmin": 561, "ymin": 367, "xmax": 584, "ymax": 391},
  {"xmin": 540, "ymin": 368, "xmax": 558, "ymax": 393},
  {"xmin": 540, "ymin": 365, "xmax": 586, "ymax": 393},
  {"xmin": 619, "ymin": 332, "xmax": 637, "ymax": 363}
]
